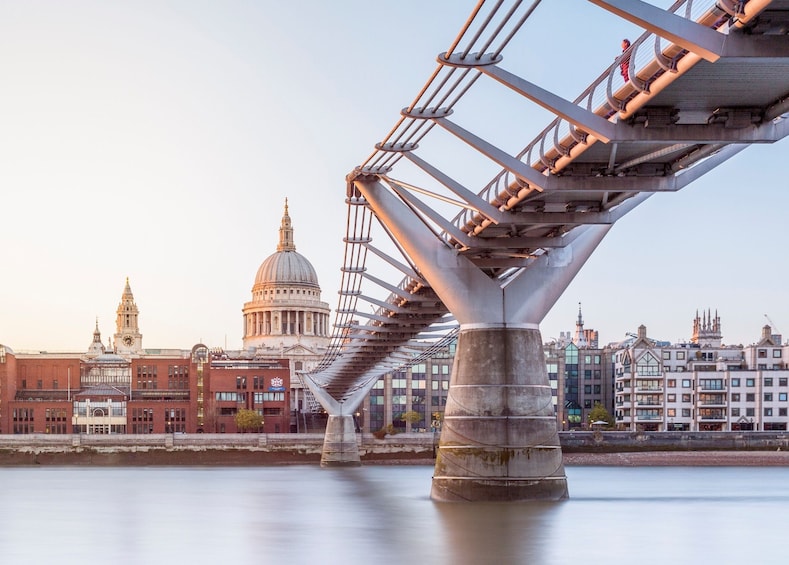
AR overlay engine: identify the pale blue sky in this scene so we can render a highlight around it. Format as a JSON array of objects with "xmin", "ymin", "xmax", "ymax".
[{"xmin": 1, "ymin": 1, "xmax": 786, "ymax": 352}]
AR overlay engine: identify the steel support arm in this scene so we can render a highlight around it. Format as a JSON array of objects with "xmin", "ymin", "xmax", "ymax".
[{"xmin": 589, "ymin": 0, "xmax": 789, "ymax": 61}]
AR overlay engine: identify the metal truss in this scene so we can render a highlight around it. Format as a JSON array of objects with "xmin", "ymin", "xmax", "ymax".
[{"xmin": 305, "ymin": 0, "xmax": 789, "ymax": 407}]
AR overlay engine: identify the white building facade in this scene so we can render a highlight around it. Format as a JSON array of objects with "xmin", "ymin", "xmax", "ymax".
[{"xmin": 614, "ymin": 312, "xmax": 788, "ymax": 431}]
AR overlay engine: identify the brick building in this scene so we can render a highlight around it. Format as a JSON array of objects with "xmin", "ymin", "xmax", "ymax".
[{"xmin": 0, "ymin": 283, "xmax": 290, "ymax": 435}]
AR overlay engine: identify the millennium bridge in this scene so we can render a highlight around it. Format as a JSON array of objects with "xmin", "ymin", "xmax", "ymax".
[{"xmin": 302, "ymin": 0, "xmax": 789, "ymax": 501}]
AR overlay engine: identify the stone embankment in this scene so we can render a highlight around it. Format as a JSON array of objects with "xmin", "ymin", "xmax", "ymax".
[
  {"xmin": 0, "ymin": 432, "xmax": 434, "ymax": 466},
  {"xmin": 1, "ymin": 431, "xmax": 788, "ymax": 466}
]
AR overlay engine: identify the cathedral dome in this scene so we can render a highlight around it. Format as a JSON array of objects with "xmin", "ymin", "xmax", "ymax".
[
  {"xmin": 243, "ymin": 199, "xmax": 331, "ymax": 352},
  {"xmin": 252, "ymin": 199, "xmax": 319, "ymax": 289},
  {"xmin": 255, "ymin": 250, "xmax": 319, "ymax": 287}
]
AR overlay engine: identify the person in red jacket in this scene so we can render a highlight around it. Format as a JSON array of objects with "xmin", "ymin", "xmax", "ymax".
[{"xmin": 620, "ymin": 38, "xmax": 631, "ymax": 82}]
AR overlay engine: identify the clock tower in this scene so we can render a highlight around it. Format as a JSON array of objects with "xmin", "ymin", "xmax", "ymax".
[{"xmin": 114, "ymin": 277, "xmax": 143, "ymax": 355}]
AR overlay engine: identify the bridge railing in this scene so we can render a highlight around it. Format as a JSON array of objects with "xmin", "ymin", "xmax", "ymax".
[{"xmin": 454, "ymin": 0, "xmax": 732, "ymax": 233}]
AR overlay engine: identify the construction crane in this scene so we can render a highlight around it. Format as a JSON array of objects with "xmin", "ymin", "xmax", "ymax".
[{"xmin": 764, "ymin": 314, "xmax": 781, "ymax": 334}]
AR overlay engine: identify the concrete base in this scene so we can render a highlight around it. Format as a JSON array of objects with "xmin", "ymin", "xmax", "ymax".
[
  {"xmin": 431, "ymin": 327, "xmax": 569, "ymax": 501},
  {"xmin": 320, "ymin": 414, "xmax": 361, "ymax": 467}
]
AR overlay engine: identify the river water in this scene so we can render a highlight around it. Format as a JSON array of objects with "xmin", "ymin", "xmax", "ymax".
[{"xmin": 0, "ymin": 464, "xmax": 786, "ymax": 564}]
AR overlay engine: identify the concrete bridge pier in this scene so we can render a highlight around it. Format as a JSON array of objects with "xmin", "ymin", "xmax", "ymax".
[
  {"xmin": 321, "ymin": 413, "xmax": 361, "ymax": 467},
  {"xmin": 431, "ymin": 326, "xmax": 567, "ymax": 501},
  {"xmin": 300, "ymin": 380, "xmax": 367, "ymax": 467}
]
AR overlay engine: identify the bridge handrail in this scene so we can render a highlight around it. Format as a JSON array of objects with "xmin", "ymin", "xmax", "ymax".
[{"xmin": 454, "ymin": 0, "xmax": 732, "ymax": 235}]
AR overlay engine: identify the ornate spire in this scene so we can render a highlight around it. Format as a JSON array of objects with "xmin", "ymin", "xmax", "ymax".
[
  {"xmin": 691, "ymin": 307, "xmax": 722, "ymax": 347},
  {"xmin": 573, "ymin": 302, "xmax": 587, "ymax": 347},
  {"xmin": 86, "ymin": 317, "xmax": 106, "ymax": 357},
  {"xmin": 276, "ymin": 198, "xmax": 296, "ymax": 252},
  {"xmin": 122, "ymin": 276, "xmax": 134, "ymax": 299},
  {"xmin": 115, "ymin": 277, "xmax": 142, "ymax": 352},
  {"xmin": 92, "ymin": 317, "xmax": 102, "ymax": 344}
]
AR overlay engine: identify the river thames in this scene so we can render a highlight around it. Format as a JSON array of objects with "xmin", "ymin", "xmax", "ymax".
[{"xmin": 1, "ymin": 464, "xmax": 786, "ymax": 564}]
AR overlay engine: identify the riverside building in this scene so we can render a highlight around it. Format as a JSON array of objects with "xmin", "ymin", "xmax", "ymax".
[
  {"xmin": 0, "ymin": 279, "xmax": 291, "ymax": 434},
  {"xmin": 613, "ymin": 311, "xmax": 788, "ymax": 432},
  {"xmin": 543, "ymin": 304, "xmax": 612, "ymax": 430}
]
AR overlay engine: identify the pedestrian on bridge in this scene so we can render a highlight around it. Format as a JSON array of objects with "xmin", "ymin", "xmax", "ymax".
[{"xmin": 620, "ymin": 38, "xmax": 631, "ymax": 82}]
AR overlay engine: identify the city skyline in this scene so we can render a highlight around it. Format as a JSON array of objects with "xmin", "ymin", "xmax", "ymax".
[{"xmin": 1, "ymin": 1, "xmax": 787, "ymax": 351}]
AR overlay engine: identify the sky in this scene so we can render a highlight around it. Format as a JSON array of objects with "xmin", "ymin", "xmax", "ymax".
[{"xmin": 0, "ymin": 0, "xmax": 787, "ymax": 353}]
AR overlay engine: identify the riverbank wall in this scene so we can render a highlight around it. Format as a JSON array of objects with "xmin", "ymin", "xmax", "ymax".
[{"xmin": 1, "ymin": 431, "xmax": 788, "ymax": 465}]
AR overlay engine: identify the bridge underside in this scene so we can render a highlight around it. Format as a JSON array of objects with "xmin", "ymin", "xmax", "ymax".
[{"xmin": 306, "ymin": 0, "xmax": 789, "ymax": 501}]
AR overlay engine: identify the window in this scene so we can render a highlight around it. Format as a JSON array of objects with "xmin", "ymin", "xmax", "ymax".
[
  {"xmin": 254, "ymin": 392, "xmax": 285, "ymax": 402},
  {"xmin": 663, "ymin": 351, "xmax": 671, "ymax": 360},
  {"xmin": 765, "ymin": 378, "xmax": 774, "ymax": 387},
  {"xmin": 773, "ymin": 350, "xmax": 782, "ymax": 358},
  {"xmin": 746, "ymin": 378, "xmax": 755, "ymax": 387},
  {"xmin": 731, "ymin": 408, "xmax": 740, "ymax": 417},
  {"xmin": 677, "ymin": 351, "xmax": 686, "ymax": 360},
  {"xmin": 781, "ymin": 408, "xmax": 788, "ymax": 417},
  {"xmin": 682, "ymin": 409, "xmax": 691, "ymax": 417},
  {"xmin": 682, "ymin": 379, "xmax": 691, "ymax": 388},
  {"xmin": 637, "ymin": 352, "xmax": 661, "ymax": 376},
  {"xmin": 731, "ymin": 393, "xmax": 740, "ymax": 402},
  {"xmin": 168, "ymin": 365, "xmax": 189, "ymax": 390},
  {"xmin": 699, "ymin": 379, "xmax": 724, "ymax": 390},
  {"xmin": 137, "ymin": 366, "xmax": 158, "ymax": 390},
  {"xmin": 746, "ymin": 408, "xmax": 755, "ymax": 417},
  {"xmin": 746, "ymin": 393, "xmax": 755, "ymax": 402},
  {"xmin": 682, "ymin": 394, "xmax": 692, "ymax": 403},
  {"xmin": 731, "ymin": 378, "xmax": 740, "ymax": 387},
  {"xmin": 758, "ymin": 349, "xmax": 767, "ymax": 358},
  {"xmin": 667, "ymin": 394, "xmax": 676, "ymax": 402},
  {"xmin": 780, "ymin": 393, "xmax": 788, "ymax": 401},
  {"xmin": 765, "ymin": 393, "xmax": 773, "ymax": 402},
  {"xmin": 667, "ymin": 379, "xmax": 676, "ymax": 388},
  {"xmin": 765, "ymin": 408, "xmax": 773, "ymax": 417},
  {"xmin": 780, "ymin": 378, "xmax": 788, "ymax": 387}
]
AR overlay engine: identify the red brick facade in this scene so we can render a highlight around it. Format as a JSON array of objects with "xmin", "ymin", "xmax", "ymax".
[{"xmin": 0, "ymin": 345, "xmax": 290, "ymax": 435}]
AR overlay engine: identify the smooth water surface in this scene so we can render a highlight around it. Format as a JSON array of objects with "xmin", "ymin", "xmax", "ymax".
[{"xmin": 0, "ymin": 465, "xmax": 786, "ymax": 564}]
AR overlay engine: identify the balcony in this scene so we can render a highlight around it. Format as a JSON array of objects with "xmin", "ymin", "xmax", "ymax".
[
  {"xmin": 634, "ymin": 386, "xmax": 663, "ymax": 393},
  {"xmin": 697, "ymin": 410, "xmax": 727, "ymax": 421},
  {"xmin": 697, "ymin": 393, "xmax": 727, "ymax": 407},
  {"xmin": 634, "ymin": 414, "xmax": 663, "ymax": 422}
]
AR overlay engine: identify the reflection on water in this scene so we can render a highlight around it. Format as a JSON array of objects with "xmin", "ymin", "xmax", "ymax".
[{"xmin": 0, "ymin": 465, "xmax": 787, "ymax": 564}]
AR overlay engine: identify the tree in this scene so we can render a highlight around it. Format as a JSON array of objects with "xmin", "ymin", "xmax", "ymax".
[
  {"xmin": 588, "ymin": 402, "xmax": 614, "ymax": 428},
  {"xmin": 235, "ymin": 409, "xmax": 263, "ymax": 433},
  {"xmin": 399, "ymin": 410, "xmax": 423, "ymax": 429}
]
